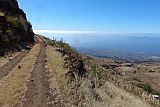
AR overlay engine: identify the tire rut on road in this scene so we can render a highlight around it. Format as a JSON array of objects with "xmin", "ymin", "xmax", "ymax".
[
  {"xmin": 22, "ymin": 42, "xmax": 51, "ymax": 107},
  {"xmin": 0, "ymin": 51, "xmax": 29, "ymax": 80}
]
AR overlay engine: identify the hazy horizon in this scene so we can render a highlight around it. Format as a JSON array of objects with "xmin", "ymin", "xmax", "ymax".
[
  {"xmin": 34, "ymin": 29, "xmax": 160, "ymax": 37},
  {"xmin": 35, "ymin": 31, "xmax": 160, "ymax": 53}
]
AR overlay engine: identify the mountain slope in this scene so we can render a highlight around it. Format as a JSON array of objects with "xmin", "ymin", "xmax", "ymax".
[
  {"xmin": 0, "ymin": 0, "xmax": 34, "ymax": 55},
  {"xmin": 0, "ymin": 0, "xmax": 159, "ymax": 107},
  {"xmin": 45, "ymin": 38, "xmax": 159, "ymax": 107}
]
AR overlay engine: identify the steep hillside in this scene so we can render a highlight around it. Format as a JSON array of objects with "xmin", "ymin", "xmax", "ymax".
[
  {"xmin": 0, "ymin": 0, "xmax": 34, "ymax": 55},
  {"xmin": 45, "ymin": 37, "xmax": 159, "ymax": 107},
  {"xmin": 0, "ymin": 1, "xmax": 159, "ymax": 107}
]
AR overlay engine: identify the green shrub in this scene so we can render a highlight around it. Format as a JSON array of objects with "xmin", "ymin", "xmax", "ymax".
[
  {"xmin": 56, "ymin": 39, "xmax": 79, "ymax": 56},
  {"xmin": 6, "ymin": 16, "xmax": 27, "ymax": 30},
  {"xmin": 137, "ymin": 83, "xmax": 152, "ymax": 93}
]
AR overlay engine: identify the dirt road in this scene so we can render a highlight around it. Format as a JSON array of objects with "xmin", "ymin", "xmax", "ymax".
[{"xmin": 22, "ymin": 42, "xmax": 51, "ymax": 107}]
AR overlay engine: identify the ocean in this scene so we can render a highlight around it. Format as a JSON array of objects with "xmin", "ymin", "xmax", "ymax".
[{"xmin": 38, "ymin": 32, "xmax": 160, "ymax": 61}]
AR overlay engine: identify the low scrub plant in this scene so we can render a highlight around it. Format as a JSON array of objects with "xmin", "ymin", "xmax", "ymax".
[{"xmin": 137, "ymin": 83, "xmax": 152, "ymax": 93}]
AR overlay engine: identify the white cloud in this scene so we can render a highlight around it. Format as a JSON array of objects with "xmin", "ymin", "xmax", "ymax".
[
  {"xmin": 33, "ymin": 30, "xmax": 160, "ymax": 38},
  {"xmin": 33, "ymin": 30, "xmax": 100, "ymax": 34}
]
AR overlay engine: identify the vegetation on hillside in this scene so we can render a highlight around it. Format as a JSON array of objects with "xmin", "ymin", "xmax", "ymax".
[
  {"xmin": 45, "ymin": 37, "xmax": 158, "ymax": 106},
  {"xmin": 0, "ymin": 0, "xmax": 34, "ymax": 55}
]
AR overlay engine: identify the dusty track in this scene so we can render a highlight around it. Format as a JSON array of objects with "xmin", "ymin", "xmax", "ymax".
[
  {"xmin": 0, "ymin": 51, "xmax": 29, "ymax": 80},
  {"xmin": 22, "ymin": 42, "xmax": 51, "ymax": 107}
]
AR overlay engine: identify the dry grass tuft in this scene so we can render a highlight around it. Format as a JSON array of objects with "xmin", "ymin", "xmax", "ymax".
[
  {"xmin": 46, "ymin": 45, "xmax": 67, "ymax": 81},
  {"xmin": 97, "ymin": 81, "xmax": 152, "ymax": 107}
]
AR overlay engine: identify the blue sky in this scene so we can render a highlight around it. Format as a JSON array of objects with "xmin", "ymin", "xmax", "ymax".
[{"xmin": 18, "ymin": 0, "xmax": 160, "ymax": 33}]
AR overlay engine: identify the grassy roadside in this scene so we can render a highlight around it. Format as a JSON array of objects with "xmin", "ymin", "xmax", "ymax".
[
  {"xmin": 46, "ymin": 45, "xmax": 87, "ymax": 106},
  {"xmin": 46, "ymin": 45, "xmax": 68, "ymax": 106},
  {"xmin": 97, "ymin": 81, "xmax": 152, "ymax": 107},
  {"xmin": 0, "ymin": 44, "xmax": 40, "ymax": 107},
  {"xmin": 0, "ymin": 52, "xmax": 21, "ymax": 67}
]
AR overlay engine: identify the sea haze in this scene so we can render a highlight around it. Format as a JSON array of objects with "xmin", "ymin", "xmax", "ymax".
[{"xmin": 37, "ymin": 32, "xmax": 160, "ymax": 62}]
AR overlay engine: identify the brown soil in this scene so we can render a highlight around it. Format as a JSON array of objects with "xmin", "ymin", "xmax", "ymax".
[
  {"xmin": 22, "ymin": 42, "xmax": 52, "ymax": 107},
  {"xmin": 93, "ymin": 57, "xmax": 160, "ymax": 93},
  {"xmin": 133, "ymin": 72, "xmax": 160, "ymax": 92},
  {"xmin": 0, "ymin": 51, "xmax": 29, "ymax": 80}
]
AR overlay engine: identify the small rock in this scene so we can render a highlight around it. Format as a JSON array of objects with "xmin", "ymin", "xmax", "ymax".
[
  {"xmin": 133, "ymin": 71, "xmax": 136, "ymax": 74},
  {"xmin": 9, "ymin": 57, "xmax": 12, "ymax": 60},
  {"xmin": 149, "ymin": 70, "xmax": 155, "ymax": 73},
  {"xmin": 18, "ymin": 65, "xmax": 21, "ymax": 69}
]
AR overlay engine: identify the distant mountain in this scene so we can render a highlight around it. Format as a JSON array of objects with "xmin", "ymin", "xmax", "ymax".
[{"xmin": 0, "ymin": 0, "xmax": 34, "ymax": 55}]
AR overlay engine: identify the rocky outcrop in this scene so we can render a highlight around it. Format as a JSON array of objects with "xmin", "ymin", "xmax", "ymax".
[
  {"xmin": 0, "ymin": 0, "xmax": 34, "ymax": 55},
  {"xmin": 0, "ymin": 0, "xmax": 26, "ymax": 19}
]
